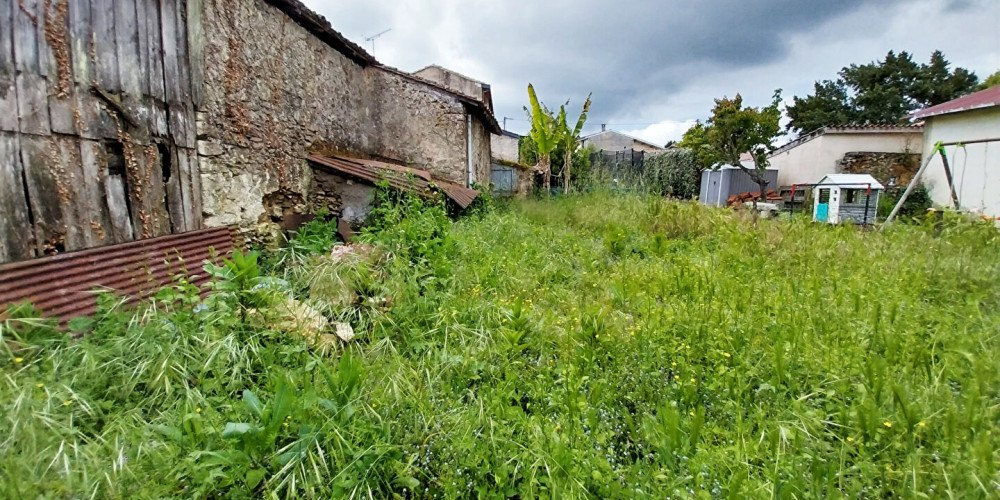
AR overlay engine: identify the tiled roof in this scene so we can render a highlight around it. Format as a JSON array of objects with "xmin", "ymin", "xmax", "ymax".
[
  {"xmin": 912, "ymin": 86, "xmax": 1000, "ymax": 120},
  {"xmin": 307, "ymin": 154, "xmax": 480, "ymax": 209},
  {"xmin": 770, "ymin": 123, "xmax": 923, "ymax": 156}
]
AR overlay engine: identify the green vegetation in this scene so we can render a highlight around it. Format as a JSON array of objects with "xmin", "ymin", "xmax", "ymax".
[
  {"xmin": 3, "ymin": 192, "xmax": 1000, "ymax": 498},
  {"xmin": 786, "ymin": 50, "xmax": 980, "ymax": 134}
]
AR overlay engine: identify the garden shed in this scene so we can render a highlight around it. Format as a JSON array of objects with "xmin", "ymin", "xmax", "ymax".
[{"xmin": 813, "ymin": 174, "xmax": 883, "ymax": 225}]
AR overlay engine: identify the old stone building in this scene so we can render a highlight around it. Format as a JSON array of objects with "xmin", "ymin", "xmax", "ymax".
[
  {"xmin": 198, "ymin": 0, "xmax": 499, "ymax": 236},
  {"xmin": 0, "ymin": 0, "xmax": 500, "ymax": 264}
]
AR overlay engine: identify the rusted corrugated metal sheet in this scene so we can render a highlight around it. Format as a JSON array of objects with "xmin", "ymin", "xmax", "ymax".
[
  {"xmin": 307, "ymin": 154, "xmax": 480, "ymax": 209},
  {"xmin": 0, "ymin": 227, "xmax": 236, "ymax": 325}
]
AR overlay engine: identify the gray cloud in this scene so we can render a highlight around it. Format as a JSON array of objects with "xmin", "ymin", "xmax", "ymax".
[{"xmin": 304, "ymin": 0, "xmax": 999, "ymax": 142}]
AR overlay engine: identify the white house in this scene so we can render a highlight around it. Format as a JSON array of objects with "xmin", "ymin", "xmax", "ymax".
[
  {"xmin": 911, "ymin": 86, "xmax": 1000, "ymax": 220},
  {"xmin": 769, "ymin": 125, "xmax": 923, "ymax": 190}
]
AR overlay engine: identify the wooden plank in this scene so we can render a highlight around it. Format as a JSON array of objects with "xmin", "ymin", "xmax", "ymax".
[
  {"xmin": 76, "ymin": 82, "xmax": 116, "ymax": 139},
  {"xmin": 173, "ymin": 0, "xmax": 191, "ymax": 104},
  {"xmin": 100, "ymin": 141, "xmax": 135, "ymax": 243},
  {"xmin": 47, "ymin": 86, "xmax": 76, "ymax": 134},
  {"xmin": 91, "ymin": 0, "xmax": 119, "ymax": 93},
  {"xmin": 159, "ymin": 0, "xmax": 181, "ymax": 105},
  {"xmin": 0, "ymin": 0, "xmax": 13, "ymax": 74},
  {"xmin": 135, "ymin": 0, "xmax": 150, "ymax": 95},
  {"xmin": 0, "ymin": 0, "xmax": 16, "ymax": 132},
  {"xmin": 144, "ymin": 143, "xmax": 171, "ymax": 236},
  {"xmin": 78, "ymin": 139, "xmax": 114, "ymax": 245},
  {"xmin": 145, "ymin": 0, "xmax": 165, "ymax": 101},
  {"xmin": 186, "ymin": 0, "xmax": 203, "ymax": 106},
  {"xmin": 50, "ymin": 136, "xmax": 88, "ymax": 250},
  {"xmin": 150, "ymin": 99, "xmax": 168, "ymax": 138},
  {"xmin": 0, "ymin": 132, "xmax": 35, "ymax": 262},
  {"xmin": 15, "ymin": 72, "xmax": 50, "ymax": 135},
  {"xmin": 13, "ymin": 0, "xmax": 38, "ymax": 73},
  {"xmin": 35, "ymin": 0, "xmax": 53, "ymax": 79},
  {"xmin": 113, "ymin": 0, "xmax": 140, "ymax": 97},
  {"xmin": 19, "ymin": 135, "xmax": 66, "ymax": 255},
  {"xmin": 164, "ymin": 145, "xmax": 187, "ymax": 232},
  {"xmin": 67, "ymin": 0, "xmax": 91, "ymax": 84},
  {"xmin": 167, "ymin": 101, "xmax": 189, "ymax": 148},
  {"xmin": 181, "ymin": 147, "xmax": 202, "ymax": 229}
]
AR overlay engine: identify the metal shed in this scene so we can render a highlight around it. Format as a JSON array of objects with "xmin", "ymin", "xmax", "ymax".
[
  {"xmin": 699, "ymin": 166, "xmax": 779, "ymax": 207},
  {"xmin": 812, "ymin": 174, "xmax": 883, "ymax": 225}
]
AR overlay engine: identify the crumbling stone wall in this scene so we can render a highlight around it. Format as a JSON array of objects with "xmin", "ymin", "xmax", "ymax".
[
  {"xmin": 838, "ymin": 151, "xmax": 921, "ymax": 188},
  {"xmin": 197, "ymin": 0, "xmax": 489, "ymax": 236}
]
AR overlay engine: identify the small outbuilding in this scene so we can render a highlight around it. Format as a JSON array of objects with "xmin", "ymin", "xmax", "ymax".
[{"xmin": 813, "ymin": 174, "xmax": 883, "ymax": 225}]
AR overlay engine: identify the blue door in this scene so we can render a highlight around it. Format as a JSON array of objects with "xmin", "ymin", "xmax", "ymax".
[{"xmin": 816, "ymin": 188, "xmax": 831, "ymax": 222}]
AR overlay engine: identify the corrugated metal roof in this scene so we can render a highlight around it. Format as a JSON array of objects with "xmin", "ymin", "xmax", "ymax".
[
  {"xmin": 0, "ymin": 227, "xmax": 236, "ymax": 326},
  {"xmin": 817, "ymin": 174, "xmax": 885, "ymax": 190},
  {"xmin": 307, "ymin": 154, "xmax": 480, "ymax": 209},
  {"xmin": 912, "ymin": 86, "xmax": 1000, "ymax": 119}
]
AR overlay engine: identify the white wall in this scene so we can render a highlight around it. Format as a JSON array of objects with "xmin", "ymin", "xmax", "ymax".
[
  {"xmin": 920, "ymin": 108, "xmax": 1000, "ymax": 219},
  {"xmin": 491, "ymin": 134, "xmax": 520, "ymax": 163},
  {"xmin": 771, "ymin": 131, "xmax": 922, "ymax": 187}
]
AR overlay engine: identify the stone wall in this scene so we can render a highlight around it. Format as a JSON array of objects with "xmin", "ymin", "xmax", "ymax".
[
  {"xmin": 838, "ymin": 151, "xmax": 920, "ymax": 188},
  {"xmin": 197, "ymin": 0, "xmax": 490, "ymax": 236}
]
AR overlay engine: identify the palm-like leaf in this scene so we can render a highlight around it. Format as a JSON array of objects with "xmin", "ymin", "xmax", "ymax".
[{"xmin": 528, "ymin": 84, "xmax": 557, "ymax": 154}]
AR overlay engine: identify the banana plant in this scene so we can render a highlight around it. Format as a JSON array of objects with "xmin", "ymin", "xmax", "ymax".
[
  {"xmin": 526, "ymin": 84, "xmax": 559, "ymax": 195},
  {"xmin": 557, "ymin": 94, "xmax": 592, "ymax": 194}
]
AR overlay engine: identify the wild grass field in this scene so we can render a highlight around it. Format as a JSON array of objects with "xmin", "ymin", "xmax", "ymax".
[{"xmin": 3, "ymin": 191, "xmax": 1000, "ymax": 498}]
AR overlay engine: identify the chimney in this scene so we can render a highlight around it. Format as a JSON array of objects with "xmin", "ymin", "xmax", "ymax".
[{"xmin": 601, "ymin": 124, "xmax": 606, "ymax": 132}]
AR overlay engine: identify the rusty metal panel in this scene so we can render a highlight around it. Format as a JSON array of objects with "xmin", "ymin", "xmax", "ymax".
[
  {"xmin": 307, "ymin": 154, "xmax": 479, "ymax": 208},
  {"xmin": 0, "ymin": 226, "xmax": 236, "ymax": 324}
]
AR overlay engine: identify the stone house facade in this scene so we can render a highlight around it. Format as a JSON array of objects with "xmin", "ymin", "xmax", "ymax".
[{"xmin": 198, "ymin": 0, "xmax": 499, "ymax": 238}]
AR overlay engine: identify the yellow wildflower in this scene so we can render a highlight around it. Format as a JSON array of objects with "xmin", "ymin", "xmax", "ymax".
[
  {"xmin": 918, "ymin": 421, "xmax": 926, "ymax": 427},
  {"xmin": 883, "ymin": 422, "xmax": 892, "ymax": 428},
  {"xmin": 674, "ymin": 375, "xmax": 680, "ymax": 380},
  {"xmin": 196, "ymin": 408, "xmax": 201, "ymax": 413},
  {"xmin": 847, "ymin": 437, "xmax": 854, "ymax": 442},
  {"xmin": 63, "ymin": 400, "xmax": 72, "ymax": 406},
  {"xmin": 723, "ymin": 352, "xmax": 731, "ymax": 358},
  {"xmin": 14, "ymin": 358, "xmax": 23, "ymax": 363},
  {"xmin": 36, "ymin": 383, "xmax": 44, "ymax": 388}
]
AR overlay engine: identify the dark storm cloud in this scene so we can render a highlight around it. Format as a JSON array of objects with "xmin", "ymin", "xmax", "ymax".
[{"xmin": 305, "ymin": 0, "xmax": 999, "ymax": 139}]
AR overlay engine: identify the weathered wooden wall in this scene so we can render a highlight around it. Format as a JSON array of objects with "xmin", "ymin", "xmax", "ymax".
[{"xmin": 0, "ymin": 0, "xmax": 202, "ymax": 264}]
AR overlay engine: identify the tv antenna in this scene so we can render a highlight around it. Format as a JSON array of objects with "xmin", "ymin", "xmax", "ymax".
[{"xmin": 364, "ymin": 28, "xmax": 392, "ymax": 57}]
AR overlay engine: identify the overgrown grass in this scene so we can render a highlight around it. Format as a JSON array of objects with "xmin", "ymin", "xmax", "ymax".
[{"xmin": 2, "ymin": 192, "xmax": 999, "ymax": 498}]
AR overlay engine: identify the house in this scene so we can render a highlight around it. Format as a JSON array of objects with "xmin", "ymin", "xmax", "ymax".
[
  {"xmin": 0, "ymin": 0, "xmax": 502, "ymax": 266},
  {"xmin": 489, "ymin": 131, "xmax": 536, "ymax": 197},
  {"xmin": 769, "ymin": 125, "xmax": 923, "ymax": 198},
  {"xmin": 580, "ymin": 126, "xmax": 665, "ymax": 153},
  {"xmin": 911, "ymin": 85, "xmax": 1000, "ymax": 219},
  {"xmin": 812, "ymin": 174, "xmax": 883, "ymax": 225}
]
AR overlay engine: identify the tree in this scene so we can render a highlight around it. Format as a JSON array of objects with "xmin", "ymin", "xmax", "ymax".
[
  {"xmin": 978, "ymin": 70, "xmax": 1000, "ymax": 91},
  {"xmin": 680, "ymin": 91, "xmax": 784, "ymax": 207},
  {"xmin": 526, "ymin": 84, "xmax": 560, "ymax": 195},
  {"xmin": 555, "ymin": 94, "xmax": 592, "ymax": 194},
  {"xmin": 786, "ymin": 50, "xmax": 980, "ymax": 134}
]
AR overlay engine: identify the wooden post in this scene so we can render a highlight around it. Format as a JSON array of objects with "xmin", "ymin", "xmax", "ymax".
[{"xmin": 938, "ymin": 147, "xmax": 960, "ymax": 210}]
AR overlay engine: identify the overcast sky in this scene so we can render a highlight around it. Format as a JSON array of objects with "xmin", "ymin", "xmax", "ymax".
[{"xmin": 302, "ymin": 0, "xmax": 999, "ymax": 146}]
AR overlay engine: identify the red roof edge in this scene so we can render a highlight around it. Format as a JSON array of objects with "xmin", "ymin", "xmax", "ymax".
[{"xmin": 912, "ymin": 86, "xmax": 1000, "ymax": 120}]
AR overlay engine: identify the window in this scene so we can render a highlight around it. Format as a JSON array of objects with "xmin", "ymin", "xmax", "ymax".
[
  {"xmin": 844, "ymin": 189, "xmax": 857, "ymax": 204},
  {"xmin": 818, "ymin": 188, "xmax": 830, "ymax": 203}
]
